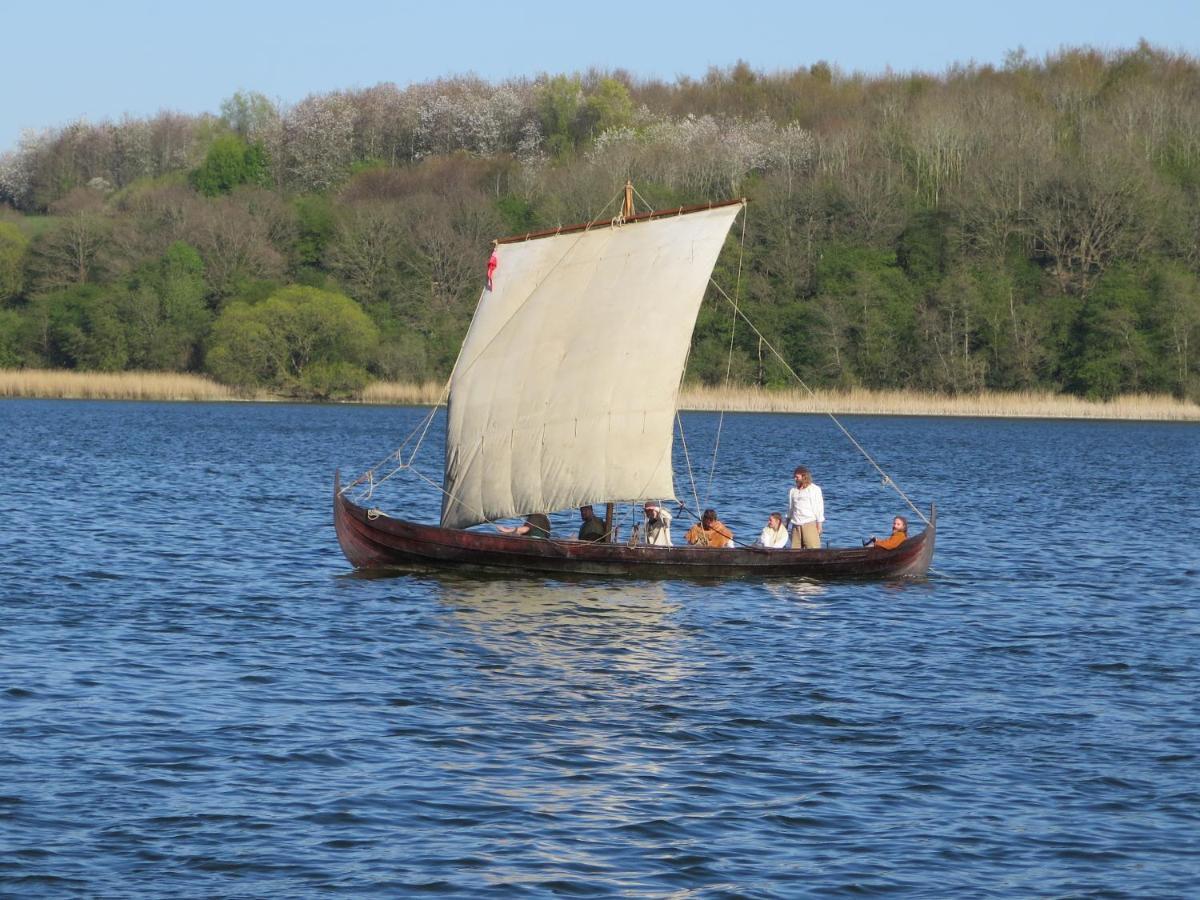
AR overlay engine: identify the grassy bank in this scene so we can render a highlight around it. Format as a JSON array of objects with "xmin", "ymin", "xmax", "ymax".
[{"xmin": 4, "ymin": 370, "xmax": 1198, "ymax": 420}]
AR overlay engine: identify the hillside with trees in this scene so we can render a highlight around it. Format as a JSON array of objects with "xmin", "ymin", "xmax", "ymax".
[{"xmin": 1, "ymin": 43, "xmax": 1198, "ymax": 400}]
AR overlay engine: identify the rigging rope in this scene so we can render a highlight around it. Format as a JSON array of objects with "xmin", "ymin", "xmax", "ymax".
[
  {"xmin": 342, "ymin": 380, "xmax": 449, "ymax": 503},
  {"xmin": 703, "ymin": 209, "xmax": 749, "ymax": 508},
  {"xmin": 706, "ymin": 277, "xmax": 930, "ymax": 527},
  {"xmin": 675, "ymin": 411, "xmax": 702, "ymax": 517}
]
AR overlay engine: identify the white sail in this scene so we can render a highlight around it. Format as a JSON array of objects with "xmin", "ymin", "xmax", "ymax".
[{"xmin": 440, "ymin": 202, "xmax": 744, "ymax": 530}]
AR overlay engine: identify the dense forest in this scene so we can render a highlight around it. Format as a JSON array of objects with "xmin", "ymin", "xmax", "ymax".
[{"xmin": 1, "ymin": 43, "xmax": 1199, "ymax": 399}]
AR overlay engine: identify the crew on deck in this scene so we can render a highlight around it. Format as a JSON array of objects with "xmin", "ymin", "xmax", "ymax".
[
  {"xmin": 787, "ymin": 466, "xmax": 825, "ymax": 549},
  {"xmin": 867, "ymin": 516, "xmax": 908, "ymax": 550},
  {"xmin": 577, "ymin": 505, "xmax": 607, "ymax": 542},
  {"xmin": 496, "ymin": 513, "xmax": 551, "ymax": 539},
  {"xmin": 643, "ymin": 502, "xmax": 673, "ymax": 546},
  {"xmin": 686, "ymin": 508, "xmax": 734, "ymax": 548},
  {"xmin": 755, "ymin": 512, "xmax": 789, "ymax": 549}
]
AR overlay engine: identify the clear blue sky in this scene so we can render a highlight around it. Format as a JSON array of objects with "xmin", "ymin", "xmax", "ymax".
[{"xmin": 2, "ymin": 0, "xmax": 1196, "ymax": 154}]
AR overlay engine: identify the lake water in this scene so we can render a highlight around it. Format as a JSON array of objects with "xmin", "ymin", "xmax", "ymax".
[{"xmin": 2, "ymin": 399, "xmax": 1198, "ymax": 897}]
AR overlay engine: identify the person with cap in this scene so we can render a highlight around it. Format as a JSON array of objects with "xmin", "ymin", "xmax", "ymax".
[{"xmin": 643, "ymin": 501, "xmax": 673, "ymax": 546}]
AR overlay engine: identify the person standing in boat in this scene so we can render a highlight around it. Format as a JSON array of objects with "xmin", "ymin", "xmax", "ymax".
[
  {"xmin": 642, "ymin": 502, "xmax": 673, "ymax": 546},
  {"xmin": 867, "ymin": 516, "xmax": 907, "ymax": 549},
  {"xmin": 787, "ymin": 466, "xmax": 824, "ymax": 549},
  {"xmin": 496, "ymin": 513, "xmax": 551, "ymax": 539},
  {"xmin": 686, "ymin": 508, "xmax": 734, "ymax": 548},
  {"xmin": 755, "ymin": 512, "xmax": 789, "ymax": 548},
  {"xmin": 577, "ymin": 505, "xmax": 606, "ymax": 542}
]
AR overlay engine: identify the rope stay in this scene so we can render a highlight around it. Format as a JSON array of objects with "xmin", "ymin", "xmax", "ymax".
[
  {"xmin": 703, "ymin": 208, "xmax": 749, "ymax": 508},
  {"xmin": 675, "ymin": 411, "xmax": 703, "ymax": 518},
  {"xmin": 705, "ymin": 277, "xmax": 930, "ymax": 527}
]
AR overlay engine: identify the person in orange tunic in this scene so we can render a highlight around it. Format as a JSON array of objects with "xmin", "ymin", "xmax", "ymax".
[
  {"xmin": 685, "ymin": 508, "xmax": 734, "ymax": 548},
  {"xmin": 867, "ymin": 516, "xmax": 908, "ymax": 550}
]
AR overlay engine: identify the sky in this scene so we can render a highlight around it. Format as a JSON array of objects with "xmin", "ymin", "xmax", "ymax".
[{"xmin": 3, "ymin": 0, "xmax": 1197, "ymax": 154}]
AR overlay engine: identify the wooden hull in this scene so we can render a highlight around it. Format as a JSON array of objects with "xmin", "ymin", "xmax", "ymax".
[{"xmin": 334, "ymin": 474, "xmax": 935, "ymax": 580}]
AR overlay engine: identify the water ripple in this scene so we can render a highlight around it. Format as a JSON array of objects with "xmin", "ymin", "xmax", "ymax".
[{"xmin": 1, "ymin": 402, "xmax": 1198, "ymax": 896}]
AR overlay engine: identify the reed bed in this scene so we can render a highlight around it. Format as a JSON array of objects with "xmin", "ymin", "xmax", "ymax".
[
  {"xmin": 4, "ymin": 370, "xmax": 1198, "ymax": 420},
  {"xmin": 360, "ymin": 381, "xmax": 1200, "ymax": 421},
  {"xmin": 359, "ymin": 380, "xmax": 446, "ymax": 406},
  {"xmin": 0, "ymin": 369, "xmax": 237, "ymax": 402},
  {"xmin": 676, "ymin": 385, "xmax": 1200, "ymax": 421}
]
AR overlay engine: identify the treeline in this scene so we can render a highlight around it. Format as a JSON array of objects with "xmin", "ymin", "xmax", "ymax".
[{"xmin": 1, "ymin": 42, "xmax": 1199, "ymax": 399}]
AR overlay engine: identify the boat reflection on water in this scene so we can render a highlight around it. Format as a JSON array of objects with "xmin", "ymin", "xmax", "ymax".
[
  {"xmin": 440, "ymin": 577, "xmax": 673, "ymax": 617},
  {"xmin": 763, "ymin": 578, "xmax": 832, "ymax": 605},
  {"xmin": 401, "ymin": 572, "xmax": 694, "ymax": 685}
]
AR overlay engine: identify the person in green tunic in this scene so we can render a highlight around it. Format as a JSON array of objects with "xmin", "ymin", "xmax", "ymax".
[{"xmin": 577, "ymin": 505, "xmax": 607, "ymax": 542}]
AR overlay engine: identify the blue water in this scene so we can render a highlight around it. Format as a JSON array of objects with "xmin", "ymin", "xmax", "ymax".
[{"xmin": 2, "ymin": 399, "xmax": 1198, "ymax": 897}]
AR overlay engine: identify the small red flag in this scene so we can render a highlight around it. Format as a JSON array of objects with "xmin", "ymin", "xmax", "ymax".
[{"xmin": 486, "ymin": 250, "xmax": 498, "ymax": 291}]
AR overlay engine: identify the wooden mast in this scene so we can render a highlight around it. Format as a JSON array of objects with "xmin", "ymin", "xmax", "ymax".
[{"xmin": 603, "ymin": 181, "xmax": 637, "ymax": 543}]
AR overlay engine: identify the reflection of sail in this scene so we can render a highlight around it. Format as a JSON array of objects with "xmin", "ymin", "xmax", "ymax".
[{"xmin": 428, "ymin": 574, "xmax": 692, "ymax": 686}]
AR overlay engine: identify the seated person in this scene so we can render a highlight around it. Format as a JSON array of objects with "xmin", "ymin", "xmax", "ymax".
[
  {"xmin": 685, "ymin": 508, "xmax": 734, "ymax": 548},
  {"xmin": 755, "ymin": 512, "xmax": 789, "ymax": 549},
  {"xmin": 577, "ymin": 505, "xmax": 606, "ymax": 542},
  {"xmin": 643, "ymin": 501, "xmax": 673, "ymax": 546},
  {"xmin": 867, "ymin": 516, "xmax": 908, "ymax": 550},
  {"xmin": 496, "ymin": 513, "xmax": 551, "ymax": 539}
]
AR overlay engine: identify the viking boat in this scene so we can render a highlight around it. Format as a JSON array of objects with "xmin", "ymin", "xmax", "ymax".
[{"xmin": 335, "ymin": 184, "xmax": 935, "ymax": 579}]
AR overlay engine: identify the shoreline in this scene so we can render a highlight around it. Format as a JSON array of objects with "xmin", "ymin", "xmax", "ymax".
[{"xmin": 3, "ymin": 370, "xmax": 1198, "ymax": 422}]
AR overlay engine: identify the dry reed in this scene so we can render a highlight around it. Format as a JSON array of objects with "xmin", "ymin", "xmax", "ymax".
[
  {"xmin": 0, "ymin": 369, "xmax": 237, "ymax": 402},
  {"xmin": 364, "ymin": 380, "xmax": 1200, "ymax": 421},
  {"xmin": 4, "ymin": 370, "xmax": 1198, "ymax": 421},
  {"xmin": 676, "ymin": 385, "xmax": 1200, "ymax": 421},
  {"xmin": 359, "ymin": 380, "xmax": 446, "ymax": 405}
]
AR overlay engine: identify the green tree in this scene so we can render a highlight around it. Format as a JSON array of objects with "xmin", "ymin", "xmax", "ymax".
[
  {"xmin": 580, "ymin": 78, "xmax": 634, "ymax": 139},
  {"xmin": 219, "ymin": 91, "xmax": 279, "ymax": 139},
  {"xmin": 1067, "ymin": 264, "xmax": 1155, "ymax": 397},
  {"xmin": 293, "ymin": 194, "xmax": 336, "ymax": 269},
  {"xmin": 206, "ymin": 285, "xmax": 378, "ymax": 396},
  {"xmin": 121, "ymin": 242, "xmax": 211, "ymax": 370},
  {"xmin": 0, "ymin": 221, "xmax": 29, "ymax": 302},
  {"xmin": 969, "ymin": 258, "xmax": 1050, "ymax": 390},
  {"xmin": 1150, "ymin": 262, "xmax": 1200, "ymax": 398},
  {"xmin": 0, "ymin": 309, "xmax": 24, "ymax": 366},
  {"xmin": 34, "ymin": 284, "xmax": 129, "ymax": 370},
  {"xmin": 190, "ymin": 135, "xmax": 269, "ymax": 196},
  {"xmin": 814, "ymin": 246, "xmax": 918, "ymax": 387},
  {"xmin": 537, "ymin": 75, "xmax": 583, "ymax": 158}
]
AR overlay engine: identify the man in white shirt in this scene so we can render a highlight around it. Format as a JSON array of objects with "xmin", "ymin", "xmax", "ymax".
[{"xmin": 787, "ymin": 466, "xmax": 824, "ymax": 549}]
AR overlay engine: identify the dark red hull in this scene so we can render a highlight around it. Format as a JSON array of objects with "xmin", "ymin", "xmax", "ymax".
[{"xmin": 334, "ymin": 474, "xmax": 935, "ymax": 580}]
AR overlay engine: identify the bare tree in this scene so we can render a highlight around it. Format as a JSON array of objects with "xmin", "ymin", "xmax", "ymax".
[{"xmin": 29, "ymin": 187, "xmax": 112, "ymax": 290}]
